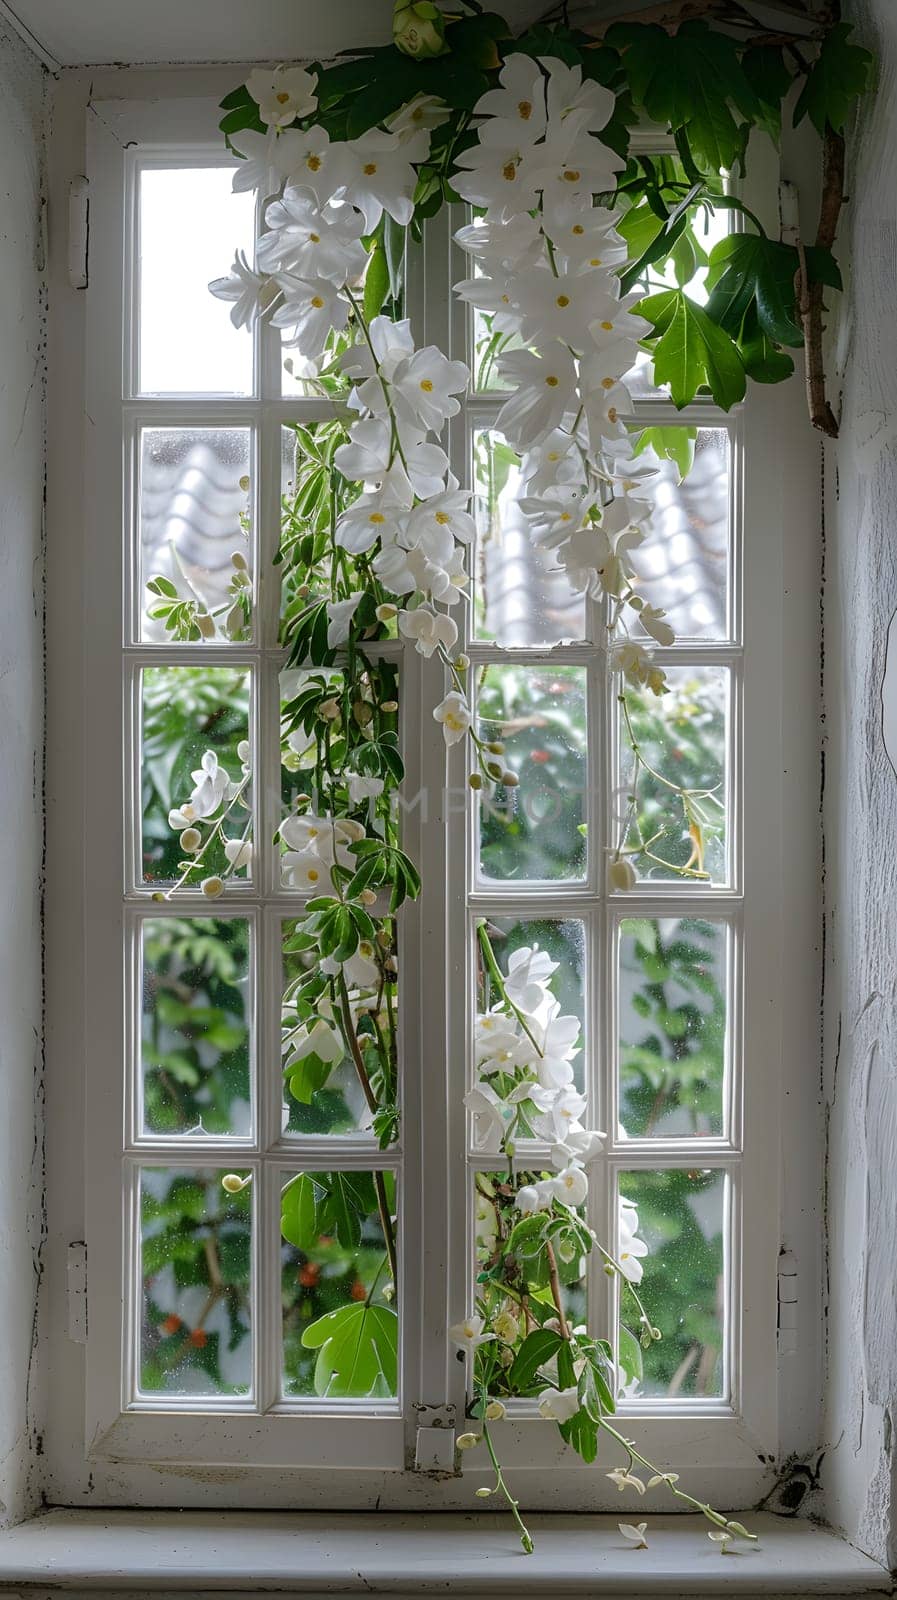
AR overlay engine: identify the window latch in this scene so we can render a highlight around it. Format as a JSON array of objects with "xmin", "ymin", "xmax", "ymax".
[
  {"xmin": 67, "ymin": 1241, "xmax": 88, "ymax": 1344},
  {"xmin": 413, "ymin": 1403, "xmax": 457, "ymax": 1472}
]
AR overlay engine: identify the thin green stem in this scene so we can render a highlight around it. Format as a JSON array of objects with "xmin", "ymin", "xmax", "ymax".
[{"xmin": 480, "ymin": 1395, "xmax": 534, "ymax": 1555}]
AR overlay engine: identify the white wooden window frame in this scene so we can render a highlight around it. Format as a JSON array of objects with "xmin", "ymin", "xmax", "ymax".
[{"xmin": 68, "ymin": 84, "xmax": 818, "ymax": 1508}]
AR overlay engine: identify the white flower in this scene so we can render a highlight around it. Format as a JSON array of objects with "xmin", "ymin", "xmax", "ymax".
[
  {"xmin": 281, "ymin": 849, "xmax": 336, "ymax": 893},
  {"xmin": 708, "ymin": 1531, "xmax": 734, "ymax": 1552},
  {"xmin": 200, "ymin": 876, "xmax": 224, "ymax": 899},
  {"xmin": 454, "ymin": 212, "xmax": 543, "ymax": 272},
  {"xmin": 336, "ymin": 493, "xmax": 407, "ymax": 555},
  {"xmin": 208, "ymin": 251, "xmax": 276, "ymax": 330},
  {"xmin": 346, "ymin": 770, "xmax": 385, "ymax": 805},
  {"xmin": 275, "ymin": 126, "xmax": 346, "ymax": 204},
  {"xmin": 647, "ymin": 1473, "xmax": 679, "ymax": 1488},
  {"xmin": 452, "ymin": 272, "xmax": 522, "ymax": 336},
  {"xmin": 398, "ymin": 605, "xmax": 458, "ymax": 659},
  {"xmin": 386, "ymin": 93, "xmax": 450, "ymax": 139},
  {"xmin": 228, "ymin": 128, "xmax": 284, "ymax": 194},
  {"xmin": 342, "ymin": 940, "xmax": 381, "ymax": 990},
  {"xmin": 552, "ymin": 1164, "xmax": 589, "ymax": 1207},
  {"xmin": 580, "ymin": 326, "xmax": 645, "ymax": 396},
  {"xmin": 474, "ymin": 53, "xmax": 547, "ymax": 143},
  {"xmin": 516, "ymin": 266, "xmax": 609, "ymax": 353},
  {"xmin": 514, "ymin": 1184, "xmax": 544, "ymax": 1216},
  {"xmin": 326, "ymin": 593, "xmax": 362, "ymax": 648},
  {"xmin": 542, "ymin": 56, "xmax": 616, "ymax": 134},
  {"xmin": 169, "ymin": 751, "xmax": 232, "ymax": 828},
  {"xmin": 452, "ymin": 140, "xmax": 541, "ymax": 219},
  {"xmin": 607, "ymin": 1468, "xmax": 646, "ymax": 1494},
  {"xmin": 405, "ymin": 542, "xmax": 468, "ymax": 605},
  {"xmin": 245, "ymin": 64, "xmax": 318, "ymax": 127},
  {"xmin": 271, "ymin": 273, "xmax": 348, "ymax": 360},
  {"xmin": 258, "ymin": 191, "xmax": 366, "ymax": 282},
  {"xmin": 335, "ymin": 419, "xmax": 448, "ymax": 504},
  {"xmin": 608, "ymin": 857, "xmax": 637, "ymax": 892},
  {"xmin": 448, "ymin": 1314, "xmax": 495, "ymax": 1353},
  {"xmin": 279, "ymin": 813, "xmax": 355, "ymax": 862},
  {"xmin": 537, "ymin": 1385, "xmax": 580, "ymax": 1422},
  {"xmin": 290, "ymin": 1018, "xmax": 343, "ymax": 1064},
  {"xmin": 341, "ymin": 313, "xmax": 415, "ymax": 383},
  {"xmin": 224, "ymin": 838, "xmax": 252, "ymax": 872},
  {"xmin": 552, "ymin": 1127, "xmax": 605, "ymax": 1169},
  {"xmin": 391, "ymin": 346, "xmax": 469, "ymax": 431},
  {"xmin": 527, "ymin": 126, "xmax": 622, "ymax": 211},
  {"xmin": 619, "ymin": 1522, "xmax": 649, "ymax": 1549},
  {"xmin": 639, "ymin": 603, "xmax": 675, "ymax": 647},
  {"xmin": 342, "ymin": 128, "xmax": 429, "ymax": 231},
  {"xmin": 406, "ymin": 486, "xmax": 475, "ymax": 550},
  {"xmin": 503, "ymin": 945, "xmax": 557, "ymax": 1012},
  {"xmin": 618, "ymin": 1199, "xmax": 649, "ymax": 1284},
  {"xmin": 433, "ymin": 689, "xmax": 471, "ymax": 745},
  {"xmin": 496, "ymin": 343, "xmax": 578, "ymax": 452},
  {"xmin": 548, "ymin": 204, "xmax": 627, "ymax": 270}
]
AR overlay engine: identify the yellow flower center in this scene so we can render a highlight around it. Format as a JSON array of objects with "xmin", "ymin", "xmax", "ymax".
[
  {"xmin": 307, "ymin": 868, "xmax": 319, "ymax": 882},
  {"xmin": 363, "ymin": 162, "xmax": 378, "ymax": 175},
  {"xmin": 276, "ymin": 92, "xmax": 290, "ymax": 105},
  {"xmin": 518, "ymin": 99, "xmax": 532, "ymax": 120},
  {"xmin": 310, "ymin": 295, "xmax": 324, "ymax": 308},
  {"xmin": 601, "ymin": 376, "xmax": 614, "ymax": 390},
  {"xmin": 412, "ymin": 107, "xmax": 423, "ymax": 121},
  {"xmin": 564, "ymin": 168, "xmax": 581, "ymax": 182},
  {"xmin": 420, "ymin": 378, "xmax": 434, "ymax": 391},
  {"xmin": 545, "ymin": 374, "xmax": 560, "ymax": 387},
  {"xmin": 369, "ymin": 512, "xmax": 386, "ymax": 524},
  {"xmin": 572, "ymin": 224, "xmax": 585, "ymax": 235},
  {"xmin": 556, "ymin": 294, "xmax": 570, "ymax": 308},
  {"xmin": 502, "ymin": 161, "xmax": 517, "ymax": 181},
  {"xmin": 600, "ymin": 319, "xmax": 613, "ymax": 330},
  {"xmin": 590, "ymin": 256, "xmax": 602, "ymax": 266},
  {"xmin": 446, "ymin": 712, "xmax": 464, "ymax": 730},
  {"xmin": 306, "ymin": 155, "xmax": 321, "ymax": 171},
  {"xmin": 608, "ymin": 406, "xmax": 618, "ymax": 423},
  {"xmin": 435, "ymin": 511, "xmax": 450, "ymax": 524},
  {"xmin": 309, "ymin": 232, "xmax": 320, "ymax": 243}
]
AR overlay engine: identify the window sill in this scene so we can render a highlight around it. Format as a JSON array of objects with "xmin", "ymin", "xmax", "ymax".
[{"xmin": 0, "ymin": 1510, "xmax": 890, "ymax": 1598}]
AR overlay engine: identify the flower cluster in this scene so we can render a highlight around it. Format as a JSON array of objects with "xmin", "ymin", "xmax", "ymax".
[{"xmin": 161, "ymin": 744, "xmax": 252, "ymax": 898}]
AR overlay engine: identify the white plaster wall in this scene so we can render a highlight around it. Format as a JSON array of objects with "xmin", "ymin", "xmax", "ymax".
[
  {"xmin": 0, "ymin": 19, "xmax": 46, "ymax": 1530},
  {"xmin": 823, "ymin": 0, "xmax": 897, "ymax": 1570}
]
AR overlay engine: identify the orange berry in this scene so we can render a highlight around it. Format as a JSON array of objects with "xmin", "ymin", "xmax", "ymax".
[
  {"xmin": 188, "ymin": 1328, "xmax": 207, "ymax": 1348},
  {"xmin": 161, "ymin": 1314, "xmax": 182, "ymax": 1336},
  {"xmin": 350, "ymin": 1280, "xmax": 367, "ymax": 1302},
  {"xmin": 299, "ymin": 1263, "xmax": 320, "ymax": 1288}
]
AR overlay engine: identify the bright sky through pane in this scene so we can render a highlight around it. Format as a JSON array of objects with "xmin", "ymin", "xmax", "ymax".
[{"xmin": 139, "ymin": 167, "xmax": 255, "ymax": 395}]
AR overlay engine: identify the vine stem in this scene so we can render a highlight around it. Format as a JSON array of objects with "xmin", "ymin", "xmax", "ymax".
[
  {"xmin": 336, "ymin": 972, "xmax": 399, "ymax": 1292},
  {"xmin": 596, "ymin": 1415, "xmax": 758, "ymax": 1539},
  {"xmin": 544, "ymin": 1239, "xmax": 570, "ymax": 1340},
  {"xmin": 480, "ymin": 1392, "xmax": 535, "ymax": 1554}
]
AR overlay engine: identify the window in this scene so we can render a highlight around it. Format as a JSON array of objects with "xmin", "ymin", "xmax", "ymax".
[{"xmin": 69, "ymin": 90, "xmax": 811, "ymax": 1507}]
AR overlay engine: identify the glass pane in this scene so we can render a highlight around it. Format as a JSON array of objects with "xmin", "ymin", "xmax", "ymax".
[
  {"xmin": 617, "ymin": 665, "xmax": 728, "ymax": 885},
  {"xmin": 279, "ymin": 662, "xmax": 399, "ymax": 882},
  {"xmin": 479, "ymin": 664, "xmax": 587, "ymax": 883},
  {"xmin": 138, "ymin": 166, "xmax": 254, "ymax": 395},
  {"xmin": 473, "ymin": 1171, "xmax": 588, "ymax": 1400},
  {"xmin": 617, "ymin": 1170, "xmax": 725, "ymax": 1400},
  {"xmin": 141, "ymin": 666, "xmax": 251, "ymax": 887},
  {"xmin": 139, "ymin": 428, "xmax": 252, "ymax": 643},
  {"xmin": 477, "ymin": 917, "xmax": 586, "ymax": 1093},
  {"xmin": 139, "ymin": 1166, "xmax": 252, "ymax": 1397},
  {"xmin": 140, "ymin": 917, "xmax": 252, "ymax": 1138},
  {"xmin": 473, "ymin": 429, "xmax": 585, "ymax": 646},
  {"xmin": 618, "ymin": 918, "xmax": 726, "ymax": 1138},
  {"xmin": 625, "ymin": 430, "xmax": 730, "ymax": 641},
  {"xmin": 282, "ymin": 917, "xmax": 398, "ymax": 1139},
  {"xmin": 280, "ymin": 1170, "xmax": 398, "ymax": 1399}
]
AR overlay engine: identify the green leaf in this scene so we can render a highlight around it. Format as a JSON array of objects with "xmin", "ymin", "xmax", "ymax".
[
  {"xmin": 280, "ymin": 1173, "xmax": 318, "ymax": 1251},
  {"xmin": 793, "ymin": 23, "xmax": 873, "ymax": 136},
  {"xmin": 618, "ymin": 1323, "xmax": 644, "ymax": 1387},
  {"xmin": 363, "ymin": 240, "xmax": 390, "ymax": 324},
  {"xmin": 607, "ymin": 20, "xmax": 758, "ymax": 173},
  {"xmin": 301, "ymin": 1302, "xmax": 398, "ymax": 1398},
  {"xmin": 578, "ymin": 1351, "xmax": 616, "ymax": 1422},
  {"xmin": 637, "ymin": 288, "xmax": 746, "ymax": 410},
  {"xmin": 632, "ymin": 425, "xmax": 696, "ymax": 481},
  {"xmin": 507, "ymin": 1327, "xmax": 563, "ymax": 1393},
  {"xmin": 285, "ymin": 1050, "xmax": 334, "ymax": 1105},
  {"xmin": 559, "ymin": 1405, "xmax": 600, "ymax": 1464},
  {"xmin": 741, "ymin": 46, "xmax": 792, "ymax": 141},
  {"xmin": 736, "ymin": 307, "xmax": 795, "ymax": 385},
  {"xmin": 704, "ymin": 233, "xmax": 803, "ymax": 347}
]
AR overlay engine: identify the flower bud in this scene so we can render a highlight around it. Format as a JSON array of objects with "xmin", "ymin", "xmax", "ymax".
[
  {"xmin": 468, "ymin": 773, "xmax": 483, "ymax": 790},
  {"xmin": 485, "ymin": 761, "xmax": 502, "ymax": 781},
  {"xmin": 454, "ymin": 653, "xmax": 470, "ymax": 672},
  {"xmin": 353, "ymin": 701, "xmax": 373, "ymax": 726},
  {"xmin": 319, "ymin": 698, "xmax": 341, "ymax": 720},
  {"xmin": 485, "ymin": 1399, "xmax": 506, "ymax": 1421},
  {"xmin": 238, "ymin": 475, "xmax": 250, "ymax": 492},
  {"xmin": 475, "ymin": 1486, "xmax": 493, "ymax": 1498},
  {"xmin": 297, "ymin": 584, "xmax": 311, "ymax": 599},
  {"xmin": 231, "ymin": 549, "xmax": 248, "ymax": 571},
  {"xmin": 360, "ymin": 889, "xmax": 378, "ymax": 906},
  {"xmin": 393, "ymin": 1, "xmax": 446, "ymax": 59},
  {"xmin": 180, "ymin": 827, "xmax": 201, "ymax": 853},
  {"xmin": 221, "ymin": 1173, "xmax": 249, "ymax": 1194},
  {"xmin": 381, "ymin": 699, "xmax": 399, "ymax": 713},
  {"xmin": 499, "ymin": 1344, "xmax": 514, "ymax": 1367},
  {"xmin": 225, "ymin": 602, "xmax": 245, "ymax": 639},
  {"xmin": 486, "ymin": 741, "xmax": 504, "ymax": 756},
  {"xmin": 501, "ymin": 770, "xmax": 519, "ymax": 788},
  {"xmin": 151, "ymin": 891, "xmax": 166, "ymax": 903},
  {"xmin": 201, "ymin": 876, "xmax": 224, "ymax": 899},
  {"xmin": 608, "ymin": 857, "xmax": 637, "ymax": 892},
  {"xmin": 376, "ymin": 603, "xmax": 397, "ymax": 622},
  {"xmin": 456, "ymin": 1432, "xmax": 480, "ymax": 1450}
]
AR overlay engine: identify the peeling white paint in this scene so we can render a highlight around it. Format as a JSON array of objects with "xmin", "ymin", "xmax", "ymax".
[
  {"xmin": 0, "ymin": 18, "xmax": 47, "ymax": 1531},
  {"xmin": 823, "ymin": 0, "xmax": 897, "ymax": 1570}
]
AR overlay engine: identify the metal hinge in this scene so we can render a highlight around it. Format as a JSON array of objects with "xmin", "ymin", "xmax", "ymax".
[
  {"xmin": 67, "ymin": 1241, "xmax": 88, "ymax": 1344},
  {"xmin": 68, "ymin": 176, "xmax": 89, "ymax": 290},
  {"xmin": 777, "ymin": 1247, "xmax": 797, "ymax": 1355},
  {"xmin": 413, "ymin": 1402, "xmax": 457, "ymax": 1471}
]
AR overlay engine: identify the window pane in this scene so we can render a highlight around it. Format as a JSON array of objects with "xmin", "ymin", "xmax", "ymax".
[
  {"xmin": 618, "ymin": 917, "xmax": 726, "ymax": 1139},
  {"xmin": 473, "ymin": 428, "xmax": 585, "ymax": 646},
  {"xmin": 617, "ymin": 1170, "xmax": 725, "ymax": 1400},
  {"xmin": 139, "ymin": 1166, "xmax": 252, "ymax": 1397},
  {"xmin": 282, "ymin": 918, "xmax": 397, "ymax": 1140},
  {"xmin": 476, "ymin": 916, "xmax": 586, "ymax": 1094},
  {"xmin": 141, "ymin": 666, "xmax": 251, "ymax": 886},
  {"xmin": 624, "ymin": 430, "xmax": 730, "ymax": 641},
  {"xmin": 478, "ymin": 664, "xmax": 587, "ymax": 883},
  {"xmin": 140, "ymin": 917, "xmax": 252, "ymax": 1138},
  {"xmin": 139, "ymin": 428, "xmax": 252, "ymax": 642},
  {"xmin": 280, "ymin": 1170, "xmax": 398, "ymax": 1399},
  {"xmin": 138, "ymin": 167, "xmax": 254, "ymax": 395},
  {"xmin": 617, "ymin": 665, "xmax": 728, "ymax": 885},
  {"xmin": 473, "ymin": 1171, "xmax": 588, "ymax": 1396}
]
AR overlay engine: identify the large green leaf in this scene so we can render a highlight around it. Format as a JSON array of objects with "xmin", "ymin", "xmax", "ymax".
[
  {"xmin": 704, "ymin": 234, "xmax": 803, "ymax": 347},
  {"xmin": 559, "ymin": 1405, "xmax": 600, "ymax": 1464},
  {"xmin": 793, "ymin": 23, "xmax": 873, "ymax": 136},
  {"xmin": 507, "ymin": 1327, "xmax": 563, "ymax": 1393},
  {"xmin": 281, "ymin": 1173, "xmax": 318, "ymax": 1251},
  {"xmin": 607, "ymin": 20, "xmax": 759, "ymax": 173},
  {"xmin": 741, "ymin": 45, "xmax": 792, "ymax": 142},
  {"xmin": 301, "ymin": 1302, "xmax": 398, "ymax": 1398},
  {"xmin": 637, "ymin": 288, "xmax": 746, "ymax": 410}
]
